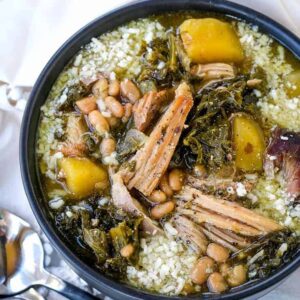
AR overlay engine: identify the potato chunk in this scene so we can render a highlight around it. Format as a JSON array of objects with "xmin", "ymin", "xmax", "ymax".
[
  {"xmin": 61, "ymin": 157, "xmax": 108, "ymax": 198},
  {"xmin": 180, "ymin": 18, "xmax": 244, "ymax": 63},
  {"xmin": 232, "ymin": 114, "xmax": 265, "ymax": 172}
]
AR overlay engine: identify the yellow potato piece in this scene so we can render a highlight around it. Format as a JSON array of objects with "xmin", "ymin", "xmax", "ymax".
[
  {"xmin": 232, "ymin": 114, "xmax": 265, "ymax": 172},
  {"xmin": 287, "ymin": 70, "xmax": 300, "ymax": 97},
  {"xmin": 180, "ymin": 18, "xmax": 244, "ymax": 63},
  {"xmin": 61, "ymin": 157, "xmax": 108, "ymax": 198}
]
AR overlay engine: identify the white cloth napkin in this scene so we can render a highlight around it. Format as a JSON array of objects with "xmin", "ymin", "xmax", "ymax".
[{"xmin": 0, "ymin": 0, "xmax": 299, "ymax": 299}]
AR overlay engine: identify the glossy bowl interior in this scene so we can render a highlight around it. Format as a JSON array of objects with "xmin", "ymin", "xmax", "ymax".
[{"xmin": 20, "ymin": 0, "xmax": 300, "ymax": 299}]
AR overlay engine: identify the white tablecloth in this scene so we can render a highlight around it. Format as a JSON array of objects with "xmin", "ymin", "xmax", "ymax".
[{"xmin": 0, "ymin": 0, "xmax": 299, "ymax": 299}]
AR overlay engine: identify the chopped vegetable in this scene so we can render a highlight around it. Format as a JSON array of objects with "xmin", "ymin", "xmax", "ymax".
[
  {"xmin": 117, "ymin": 129, "xmax": 148, "ymax": 162},
  {"xmin": 60, "ymin": 157, "xmax": 108, "ymax": 198},
  {"xmin": 247, "ymin": 230, "xmax": 300, "ymax": 280},
  {"xmin": 138, "ymin": 34, "xmax": 183, "ymax": 85},
  {"xmin": 168, "ymin": 32, "xmax": 177, "ymax": 72},
  {"xmin": 55, "ymin": 203, "xmax": 142, "ymax": 279},
  {"xmin": 110, "ymin": 221, "xmax": 131, "ymax": 253},
  {"xmin": 232, "ymin": 113, "xmax": 265, "ymax": 172},
  {"xmin": 57, "ymin": 81, "xmax": 90, "ymax": 110},
  {"xmin": 175, "ymin": 35, "xmax": 191, "ymax": 72},
  {"xmin": 180, "ymin": 78, "xmax": 248, "ymax": 170},
  {"xmin": 83, "ymin": 227, "xmax": 108, "ymax": 264},
  {"xmin": 180, "ymin": 18, "xmax": 244, "ymax": 63}
]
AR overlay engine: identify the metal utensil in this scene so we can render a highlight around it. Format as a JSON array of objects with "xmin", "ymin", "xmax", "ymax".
[
  {"xmin": 0, "ymin": 209, "xmax": 99, "ymax": 300},
  {"xmin": 0, "ymin": 221, "xmax": 7, "ymax": 285},
  {"xmin": 15, "ymin": 288, "xmax": 46, "ymax": 300}
]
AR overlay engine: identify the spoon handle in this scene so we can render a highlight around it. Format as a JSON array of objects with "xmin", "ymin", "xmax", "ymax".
[
  {"xmin": 15, "ymin": 288, "xmax": 46, "ymax": 300},
  {"xmin": 41, "ymin": 270, "xmax": 100, "ymax": 300},
  {"xmin": 0, "ymin": 235, "xmax": 7, "ymax": 285}
]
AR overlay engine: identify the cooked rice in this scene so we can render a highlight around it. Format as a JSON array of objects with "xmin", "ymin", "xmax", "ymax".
[
  {"xmin": 127, "ymin": 235, "xmax": 199, "ymax": 295},
  {"xmin": 237, "ymin": 22, "xmax": 300, "ymax": 131},
  {"xmin": 248, "ymin": 173, "xmax": 300, "ymax": 234}
]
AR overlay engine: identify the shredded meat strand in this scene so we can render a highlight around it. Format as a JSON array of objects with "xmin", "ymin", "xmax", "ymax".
[
  {"xmin": 173, "ymin": 215, "xmax": 208, "ymax": 253},
  {"xmin": 204, "ymin": 224, "xmax": 250, "ymax": 248},
  {"xmin": 177, "ymin": 206, "xmax": 261, "ymax": 236},
  {"xmin": 133, "ymin": 90, "xmax": 171, "ymax": 132},
  {"xmin": 123, "ymin": 82, "xmax": 193, "ymax": 196},
  {"xmin": 61, "ymin": 115, "xmax": 87, "ymax": 157},
  {"xmin": 177, "ymin": 186, "xmax": 282, "ymax": 233},
  {"xmin": 190, "ymin": 63, "xmax": 235, "ymax": 80},
  {"xmin": 265, "ymin": 127, "xmax": 300, "ymax": 199},
  {"xmin": 200, "ymin": 226, "xmax": 239, "ymax": 252},
  {"xmin": 110, "ymin": 172, "xmax": 163, "ymax": 235},
  {"xmin": 188, "ymin": 175, "xmax": 255, "ymax": 195}
]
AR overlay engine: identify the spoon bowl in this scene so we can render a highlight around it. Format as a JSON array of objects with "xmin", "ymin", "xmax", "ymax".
[{"xmin": 0, "ymin": 209, "xmax": 98, "ymax": 299}]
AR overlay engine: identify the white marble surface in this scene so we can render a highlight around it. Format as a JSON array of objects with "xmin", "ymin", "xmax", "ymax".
[{"xmin": 0, "ymin": 0, "xmax": 299, "ymax": 299}]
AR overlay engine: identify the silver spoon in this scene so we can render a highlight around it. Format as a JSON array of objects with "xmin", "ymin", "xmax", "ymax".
[
  {"xmin": 0, "ymin": 209, "xmax": 99, "ymax": 300},
  {"xmin": 14, "ymin": 288, "xmax": 45, "ymax": 300},
  {"xmin": 0, "ymin": 228, "xmax": 6, "ymax": 285}
]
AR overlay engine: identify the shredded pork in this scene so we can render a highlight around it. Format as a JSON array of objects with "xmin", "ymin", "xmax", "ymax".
[
  {"xmin": 173, "ymin": 215, "xmax": 208, "ymax": 253},
  {"xmin": 133, "ymin": 90, "xmax": 171, "ymax": 132},
  {"xmin": 265, "ymin": 127, "xmax": 300, "ymax": 200},
  {"xmin": 60, "ymin": 115, "xmax": 87, "ymax": 157},
  {"xmin": 173, "ymin": 185, "xmax": 282, "ymax": 252},
  {"xmin": 187, "ymin": 175, "xmax": 255, "ymax": 197},
  {"xmin": 176, "ymin": 186, "xmax": 282, "ymax": 234},
  {"xmin": 122, "ymin": 82, "xmax": 193, "ymax": 196},
  {"xmin": 190, "ymin": 63, "xmax": 235, "ymax": 80},
  {"xmin": 110, "ymin": 172, "xmax": 163, "ymax": 235}
]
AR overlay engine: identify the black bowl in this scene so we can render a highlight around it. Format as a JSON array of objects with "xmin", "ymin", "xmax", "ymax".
[{"xmin": 20, "ymin": 0, "xmax": 300, "ymax": 299}]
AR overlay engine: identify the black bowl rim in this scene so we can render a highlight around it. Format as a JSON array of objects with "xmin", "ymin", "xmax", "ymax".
[{"xmin": 20, "ymin": 0, "xmax": 300, "ymax": 299}]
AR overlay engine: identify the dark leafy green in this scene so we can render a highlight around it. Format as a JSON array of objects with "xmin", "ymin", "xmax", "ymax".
[
  {"xmin": 175, "ymin": 35, "xmax": 191, "ymax": 72},
  {"xmin": 56, "ymin": 81, "xmax": 91, "ymax": 111},
  {"xmin": 117, "ymin": 129, "xmax": 148, "ymax": 163},
  {"xmin": 55, "ymin": 203, "xmax": 142, "ymax": 279},
  {"xmin": 172, "ymin": 77, "xmax": 260, "ymax": 171},
  {"xmin": 246, "ymin": 230, "xmax": 300, "ymax": 279},
  {"xmin": 138, "ymin": 33, "xmax": 186, "ymax": 86},
  {"xmin": 83, "ymin": 228, "xmax": 109, "ymax": 263}
]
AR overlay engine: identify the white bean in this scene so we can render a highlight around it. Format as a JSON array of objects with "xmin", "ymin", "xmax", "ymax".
[
  {"xmin": 92, "ymin": 78, "xmax": 108, "ymax": 99},
  {"xmin": 149, "ymin": 190, "xmax": 167, "ymax": 203},
  {"xmin": 190, "ymin": 256, "xmax": 215, "ymax": 285},
  {"xmin": 88, "ymin": 110, "xmax": 109, "ymax": 135},
  {"xmin": 76, "ymin": 96, "xmax": 97, "ymax": 114},
  {"xmin": 108, "ymin": 79, "xmax": 120, "ymax": 96},
  {"xmin": 207, "ymin": 243, "xmax": 230, "ymax": 263},
  {"xmin": 207, "ymin": 272, "xmax": 228, "ymax": 293},
  {"xmin": 169, "ymin": 169, "xmax": 184, "ymax": 191},
  {"xmin": 100, "ymin": 138, "xmax": 116, "ymax": 157},
  {"xmin": 120, "ymin": 79, "xmax": 141, "ymax": 103},
  {"xmin": 150, "ymin": 201, "xmax": 175, "ymax": 219},
  {"xmin": 105, "ymin": 96, "xmax": 124, "ymax": 118}
]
